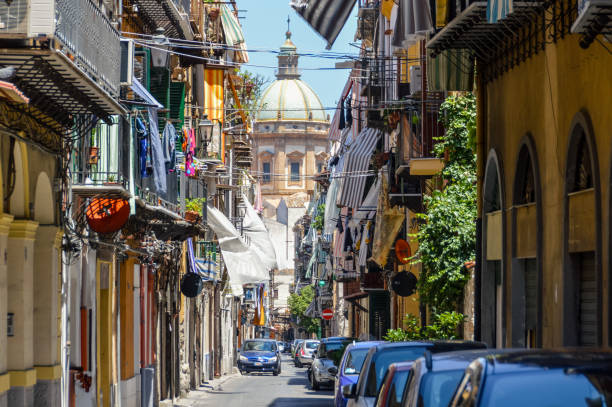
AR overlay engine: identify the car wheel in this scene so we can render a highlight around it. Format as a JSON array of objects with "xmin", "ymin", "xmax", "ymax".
[
  {"xmin": 311, "ymin": 371, "xmax": 320, "ymax": 390},
  {"xmin": 273, "ymin": 366, "xmax": 280, "ymax": 376},
  {"xmin": 297, "ymin": 360, "xmax": 303, "ymax": 368}
]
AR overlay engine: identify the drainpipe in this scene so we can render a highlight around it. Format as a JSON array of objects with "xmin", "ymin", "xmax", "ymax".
[{"xmin": 474, "ymin": 62, "xmax": 486, "ymax": 342}]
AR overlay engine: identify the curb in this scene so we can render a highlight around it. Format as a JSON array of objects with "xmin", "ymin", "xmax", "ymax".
[{"xmin": 210, "ymin": 371, "xmax": 240, "ymax": 391}]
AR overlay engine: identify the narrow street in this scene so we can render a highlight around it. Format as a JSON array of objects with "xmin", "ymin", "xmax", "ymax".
[{"xmin": 195, "ymin": 356, "xmax": 333, "ymax": 407}]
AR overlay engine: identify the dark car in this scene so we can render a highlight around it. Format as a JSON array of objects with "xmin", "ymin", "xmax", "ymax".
[
  {"xmin": 238, "ymin": 339, "xmax": 281, "ymax": 375},
  {"xmin": 447, "ymin": 350, "xmax": 612, "ymax": 407},
  {"xmin": 311, "ymin": 337, "xmax": 355, "ymax": 390},
  {"xmin": 399, "ymin": 349, "xmax": 515, "ymax": 407},
  {"xmin": 344, "ymin": 341, "xmax": 486, "ymax": 407}
]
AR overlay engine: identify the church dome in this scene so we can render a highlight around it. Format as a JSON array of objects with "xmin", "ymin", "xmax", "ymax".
[{"xmin": 255, "ymin": 32, "xmax": 328, "ymax": 123}]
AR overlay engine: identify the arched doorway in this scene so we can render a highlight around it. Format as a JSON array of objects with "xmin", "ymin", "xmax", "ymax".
[
  {"xmin": 481, "ymin": 150, "xmax": 505, "ymax": 347},
  {"xmin": 563, "ymin": 110, "xmax": 601, "ymax": 347},
  {"xmin": 33, "ymin": 172, "xmax": 55, "ymax": 224},
  {"xmin": 511, "ymin": 135, "xmax": 542, "ymax": 348},
  {"xmin": 7, "ymin": 140, "xmax": 28, "ymax": 217}
]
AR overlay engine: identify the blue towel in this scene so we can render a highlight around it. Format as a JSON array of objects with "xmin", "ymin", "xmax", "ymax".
[{"xmin": 136, "ymin": 117, "xmax": 149, "ymax": 178}]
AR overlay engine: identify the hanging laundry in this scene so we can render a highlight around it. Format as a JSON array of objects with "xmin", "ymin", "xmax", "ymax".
[
  {"xmin": 184, "ymin": 128, "xmax": 196, "ymax": 177},
  {"xmin": 148, "ymin": 107, "xmax": 167, "ymax": 195},
  {"xmin": 345, "ymin": 97, "xmax": 352, "ymax": 128},
  {"xmin": 136, "ymin": 117, "xmax": 149, "ymax": 178},
  {"xmin": 162, "ymin": 122, "xmax": 177, "ymax": 172},
  {"xmin": 338, "ymin": 97, "xmax": 346, "ymax": 130}
]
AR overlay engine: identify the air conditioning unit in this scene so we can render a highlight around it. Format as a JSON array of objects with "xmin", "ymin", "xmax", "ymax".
[
  {"xmin": 410, "ymin": 66, "xmax": 422, "ymax": 94},
  {"xmin": 120, "ymin": 39, "xmax": 135, "ymax": 86},
  {"xmin": 0, "ymin": 0, "xmax": 32, "ymax": 35}
]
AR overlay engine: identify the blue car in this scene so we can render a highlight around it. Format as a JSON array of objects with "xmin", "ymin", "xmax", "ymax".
[
  {"xmin": 238, "ymin": 339, "xmax": 281, "ymax": 375},
  {"xmin": 334, "ymin": 341, "xmax": 383, "ymax": 407}
]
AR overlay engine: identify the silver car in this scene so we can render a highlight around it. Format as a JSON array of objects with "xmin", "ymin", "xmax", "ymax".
[{"xmin": 296, "ymin": 339, "xmax": 319, "ymax": 367}]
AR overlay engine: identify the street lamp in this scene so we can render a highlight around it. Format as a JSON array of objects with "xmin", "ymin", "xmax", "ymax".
[
  {"xmin": 198, "ymin": 114, "xmax": 213, "ymax": 157},
  {"xmin": 151, "ymin": 27, "xmax": 170, "ymax": 68}
]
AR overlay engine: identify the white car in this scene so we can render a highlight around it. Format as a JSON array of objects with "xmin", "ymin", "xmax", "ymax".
[
  {"xmin": 296, "ymin": 340, "xmax": 319, "ymax": 367},
  {"xmin": 276, "ymin": 341, "xmax": 285, "ymax": 353}
]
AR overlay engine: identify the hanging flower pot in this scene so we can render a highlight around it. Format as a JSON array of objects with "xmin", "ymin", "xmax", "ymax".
[{"xmin": 86, "ymin": 197, "xmax": 130, "ymax": 234}]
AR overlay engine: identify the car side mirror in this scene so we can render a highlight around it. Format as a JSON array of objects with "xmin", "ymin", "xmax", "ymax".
[
  {"xmin": 237, "ymin": 348, "xmax": 240, "ymax": 353},
  {"xmin": 313, "ymin": 350, "xmax": 318, "ymax": 356},
  {"xmin": 342, "ymin": 383, "xmax": 357, "ymax": 399},
  {"xmin": 329, "ymin": 366, "xmax": 338, "ymax": 376}
]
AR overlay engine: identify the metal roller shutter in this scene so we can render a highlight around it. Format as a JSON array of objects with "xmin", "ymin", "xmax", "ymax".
[
  {"xmin": 579, "ymin": 252, "xmax": 597, "ymax": 346},
  {"xmin": 524, "ymin": 258, "xmax": 537, "ymax": 348}
]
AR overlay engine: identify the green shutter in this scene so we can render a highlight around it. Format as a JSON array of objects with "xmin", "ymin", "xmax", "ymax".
[{"xmin": 169, "ymin": 81, "xmax": 185, "ymax": 133}]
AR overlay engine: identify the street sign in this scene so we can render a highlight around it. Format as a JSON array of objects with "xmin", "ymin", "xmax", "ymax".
[{"xmin": 322, "ymin": 308, "xmax": 333, "ymax": 320}]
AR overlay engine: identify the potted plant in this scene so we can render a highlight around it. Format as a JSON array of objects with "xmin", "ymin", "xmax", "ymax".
[
  {"xmin": 185, "ymin": 198, "xmax": 205, "ymax": 223},
  {"xmin": 103, "ymin": 174, "xmax": 121, "ymax": 186}
]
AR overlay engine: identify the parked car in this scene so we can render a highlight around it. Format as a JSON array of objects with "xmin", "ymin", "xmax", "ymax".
[
  {"xmin": 296, "ymin": 339, "xmax": 320, "ymax": 367},
  {"xmin": 237, "ymin": 339, "xmax": 281, "ymax": 375},
  {"xmin": 447, "ymin": 350, "xmax": 612, "ymax": 407},
  {"xmin": 374, "ymin": 360, "xmax": 413, "ymax": 407},
  {"xmin": 292, "ymin": 339, "xmax": 305, "ymax": 357},
  {"xmin": 343, "ymin": 341, "xmax": 486, "ymax": 407},
  {"xmin": 276, "ymin": 341, "xmax": 285, "ymax": 353},
  {"xmin": 335, "ymin": 341, "xmax": 383, "ymax": 407},
  {"xmin": 311, "ymin": 337, "xmax": 355, "ymax": 390},
  {"xmin": 399, "ymin": 349, "xmax": 515, "ymax": 407}
]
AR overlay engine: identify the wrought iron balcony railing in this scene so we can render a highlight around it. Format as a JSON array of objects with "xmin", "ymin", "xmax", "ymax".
[{"xmin": 0, "ymin": 0, "xmax": 121, "ymax": 97}]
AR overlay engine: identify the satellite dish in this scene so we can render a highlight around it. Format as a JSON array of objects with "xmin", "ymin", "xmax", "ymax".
[
  {"xmin": 181, "ymin": 272, "xmax": 203, "ymax": 297},
  {"xmin": 395, "ymin": 239, "xmax": 412, "ymax": 264},
  {"xmin": 391, "ymin": 271, "xmax": 417, "ymax": 297}
]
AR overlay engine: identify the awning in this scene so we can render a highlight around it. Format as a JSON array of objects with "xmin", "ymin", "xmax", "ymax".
[
  {"xmin": 291, "ymin": 0, "xmax": 357, "ymax": 49},
  {"xmin": 205, "ymin": 69, "xmax": 224, "ymax": 122},
  {"xmin": 392, "ymin": 0, "xmax": 434, "ymax": 48},
  {"xmin": 220, "ymin": 5, "xmax": 249, "ymax": 62},
  {"xmin": 337, "ymin": 128, "xmax": 381, "ymax": 209},
  {"xmin": 353, "ymin": 176, "xmax": 380, "ymax": 222},
  {"xmin": 206, "ymin": 205, "xmax": 269, "ymax": 294},
  {"xmin": 241, "ymin": 194, "xmax": 278, "ymax": 271},
  {"xmin": 427, "ymin": 49, "xmax": 474, "ymax": 92},
  {"xmin": 0, "ymin": 81, "xmax": 29, "ymax": 104},
  {"xmin": 130, "ymin": 78, "xmax": 164, "ymax": 109}
]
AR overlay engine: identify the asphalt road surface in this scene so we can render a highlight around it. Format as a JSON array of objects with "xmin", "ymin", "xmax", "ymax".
[{"xmin": 195, "ymin": 356, "xmax": 334, "ymax": 407}]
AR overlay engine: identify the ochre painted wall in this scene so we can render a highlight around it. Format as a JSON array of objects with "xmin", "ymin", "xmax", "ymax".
[{"xmin": 484, "ymin": 33, "xmax": 612, "ymax": 347}]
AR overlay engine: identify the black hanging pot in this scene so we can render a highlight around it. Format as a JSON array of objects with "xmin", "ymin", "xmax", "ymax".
[{"xmin": 181, "ymin": 272, "xmax": 203, "ymax": 297}]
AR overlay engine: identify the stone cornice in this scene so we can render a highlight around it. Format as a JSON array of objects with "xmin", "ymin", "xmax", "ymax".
[
  {"xmin": 0, "ymin": 214, "xmax": 15, "ymax": 235},
  {"xmin": 9, "ymin": 220, "xmax": 40, "ymax": 240}
]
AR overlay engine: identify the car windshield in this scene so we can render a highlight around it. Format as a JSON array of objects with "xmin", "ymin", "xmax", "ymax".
[
  {"xmin": 388, "ymin": 371, "xmax": 410, "ymax": 407},
  {"xmin": 365, "ymin": 348, "xmax": 428, "ymax": 397},
  {"xmin": 479, "ymin": 369, "xmax": 612, "ymax": 406},
  {"xmin": 417, "ymin": 370, "xmax": 465, "ymax": 407},
  {"xmin": 305, "ymin": 341, "xmax": 319, "ymax": 349},
  {"xmin": 243, "ymin": 341, "xmax": 276, "ymax": 352},
  {"xmin": 344, "ymin": 348, "xmax": 370, "ymax": 375},
  {"xmin": 325, "ymin": 341, "xmax": 352, "ymax": 365}
]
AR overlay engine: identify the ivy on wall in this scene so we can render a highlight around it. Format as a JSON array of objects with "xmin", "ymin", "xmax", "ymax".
[{"xmin": 413, "ymin": 93, "xmax": 477, "ymax": 313}]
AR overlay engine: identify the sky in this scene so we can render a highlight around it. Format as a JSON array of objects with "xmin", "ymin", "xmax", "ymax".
[{"xmin": 237, "ymin": 0, "xmax": 359, "ymax": 115}]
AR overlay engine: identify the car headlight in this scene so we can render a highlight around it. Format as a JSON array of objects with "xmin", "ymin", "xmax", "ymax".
[{"xmin": 239, "ymin": 355, "xmax": 248, "ymax": 362}]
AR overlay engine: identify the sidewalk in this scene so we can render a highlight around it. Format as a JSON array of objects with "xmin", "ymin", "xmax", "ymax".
[{"xmin": 160, "ymin": 369, "xmax": 241, "ymax": 407}]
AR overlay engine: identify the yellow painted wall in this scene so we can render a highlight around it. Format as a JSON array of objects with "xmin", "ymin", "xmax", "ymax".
[
  {"xmin": 97, "ymin": 260, "xmax": 114, "ymax": 407},
  {"xmin": 120, "ymin": 257, "xmax": 136, "ymax": 380},
  {"xmin": 484, "ymin": 32, "xmax": 612, "ymax": 347}
]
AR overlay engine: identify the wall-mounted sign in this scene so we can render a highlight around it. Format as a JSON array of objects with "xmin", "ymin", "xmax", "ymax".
[{"xmin": 7, "ymin": 313, "xmax": 14, "ymax": 336}]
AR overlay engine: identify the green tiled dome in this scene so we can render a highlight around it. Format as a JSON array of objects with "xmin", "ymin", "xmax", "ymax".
[{"xmin": 256, "ymin": 79, "xmax": 327, "ymax": 122}]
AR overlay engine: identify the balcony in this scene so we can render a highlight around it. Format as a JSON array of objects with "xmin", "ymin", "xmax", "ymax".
[{"xmin": 0, "ymin": 0, "xmax": 125, "ymax": 144}]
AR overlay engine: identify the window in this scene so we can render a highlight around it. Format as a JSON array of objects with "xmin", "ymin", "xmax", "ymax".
[
  {"xmin": 262, "ymin": 162, "xmax": 271, "ymax": 184},
  {"xmin": 290, "ymin": 162, "xmax": 300, "ymax": 183}
]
